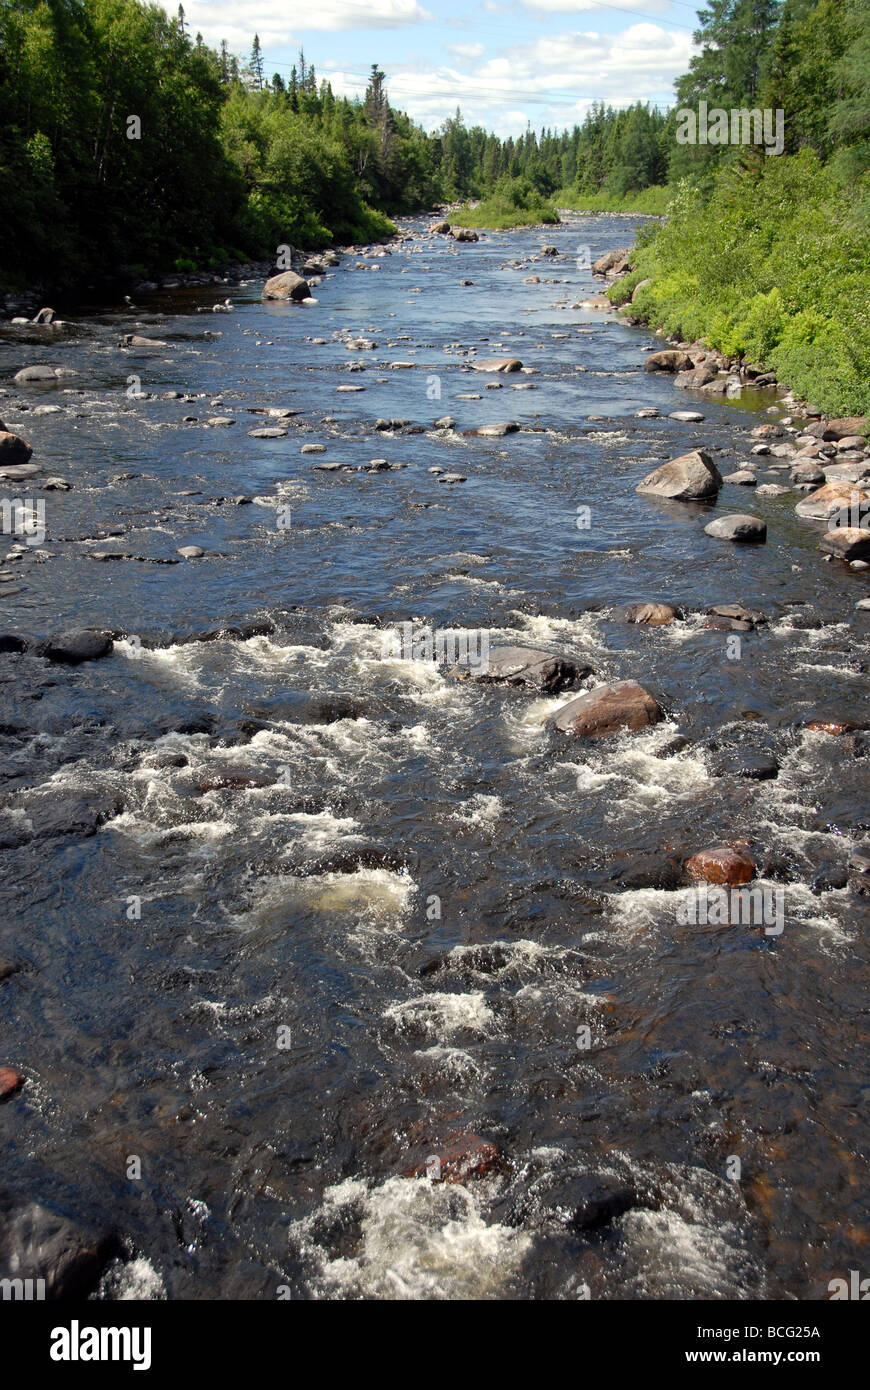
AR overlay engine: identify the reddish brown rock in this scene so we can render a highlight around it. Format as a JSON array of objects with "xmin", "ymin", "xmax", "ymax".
[
  {"xmin": 685, "ymin": 847, "xmax": 755, "ymax": 886},
  {"xmin": 550, "ymin": 680, "xmax": 664, "ymax": 737},
  {"xmin": 622, "ymin": 602, "xmax": 679, "ymax": 626},
  {"xmin": 804, "ymin": 718, "xmax": 854, "ymax": 735},
  {"xmin": 823, "ymin": 417, "xmax": 866, "ymax": 441},
  {"xmin": 0, "ymin": 1067, "xmax": 24, "ymax": 1102},
  {"xmin": 410, "ymin": 1131, "xmax": 501, "ymax": 1184}
]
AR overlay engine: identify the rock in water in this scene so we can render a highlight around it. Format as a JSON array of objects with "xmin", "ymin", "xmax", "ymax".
[
  {"xmin": 685, "ymin": 846, "xmax": 755, "ymax": 885},
  {"xmin": 0, "ymin": 1187, "xmax": 116, "ymax": 1298},
  {"xmin": 592, "ymin": 248, "xmax": 630, "ymax": 274},
  {"xmin": 644, "ymin": 350, "xmax": 694, "ymax": 373},
  {"xmin": 262, "ymin": 271, "xmax": 311, "ymax": 301},
  {"xmin": 451, "ymin": 645, "xmax": 590, "ymax": 694},
  {"xmin": 0, "ymin": 431, "xmax": 33, "ymax": 466},
  {"xmin": 796, "ymin": 481, "xmax": 869, "ymax": 520},
  {"xmin": 819, "ymin": 528, "xmax": 870, "ymax": 562},
  {"xmin": 704, "ymin": 514, "xmax": 767, "ymax": 543},
  {"xmin": 43, "ymin": 629, "xmax": 114, "ymax": 664},
  {"xmin": 471, "ymin": 358, "xmax": 523, "ymax": 373},
  {"xmin": 621, "ymin": 603, "xmax": 679, "ymax": 626},
  {"xmin": 549, "ymin": 680, "xmax": 664, "ymax": 737},
  {"xmin": 636, "ymin": 450, "xmax": 723, "ymax": 501},
  {"xmin": 0, "ymin": 1067, "xmax": 24, "ymax": 1102}
]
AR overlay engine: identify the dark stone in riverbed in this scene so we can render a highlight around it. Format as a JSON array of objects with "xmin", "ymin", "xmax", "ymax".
[
  {"xmin": 0, "ymin": 787, "xmax": 124, "ymax": 844},
  {"xmin": 713, "ymin": 751, "xmax": 779, "ymax": 780},
  {"xmin": 812, "ymin": 866, "xmax": 849, "ymax": 894},
  {"xmin": 608, "ymin": 854, "xmax": 684, "ymax": 890},
  {"xmin": 451, "ymin": 645, "xmax": 590, "ymax": 694},
  {"xmin": 42, "ymin": 629, "xmax": 114, "ymax": 664},
  {"xmin": 0, "ymin": 634, "xmax": 28, "ymax": 653},
  {"xmin": 0, "ymin": 1187, "xmax": 117, "ymax": 1299}
]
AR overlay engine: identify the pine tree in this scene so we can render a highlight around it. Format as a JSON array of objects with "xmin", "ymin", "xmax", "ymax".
[{"xmin": 250, "ymin": 34, "xmax": 264, "ymax": 91}]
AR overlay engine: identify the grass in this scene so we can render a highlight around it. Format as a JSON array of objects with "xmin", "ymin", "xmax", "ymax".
[{"xmin": 555, "ymin": 186, "xmax": 670, "ymax": 215}]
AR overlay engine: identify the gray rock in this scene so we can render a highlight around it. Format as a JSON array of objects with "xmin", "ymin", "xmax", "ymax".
[
  {"xmin": 636, "ymin": 449, "xmax": 722, "ymax": 501},
  {"xmin": 262, "ymin": 271, "xmax": 311, "ymax": 301},
  {"xmin": 704, "ymin": 514, "xmax": 767, "ymax": 543},
  {"xmin": 43, "ymin": 629, "xmax": 114, "ymax": 663},
  {"xmin": 452, "ymin": 645, "xmax": 590, "ymax": 694}
]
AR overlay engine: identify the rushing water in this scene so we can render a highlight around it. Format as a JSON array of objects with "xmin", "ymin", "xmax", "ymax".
[{"xmin": 1, "ymin": 215, "xmax": 868, "ymax": 1300}]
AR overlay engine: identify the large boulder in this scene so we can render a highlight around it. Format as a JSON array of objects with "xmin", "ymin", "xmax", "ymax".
[
  {"xmin": 43, "ymin": 629, "xmax": 114, "ymax": 664},
  {"xmin": 450, "ymin": 228, "xmax": 479, "ymax": 242},
  {"xmin": 430, "ymin": 221, "xmax": 451, "ymax": 234},
  {"xmin": 685, "ymin": 846, "xmax": 755, "ymax": 886},
  {"xmin": 0, "ymin": 431, "xmax": 33, "ymax": 467},
  {"xmin": 549, "ymin": 680, "xmax": 664, "ymax": 737},
  {"xmin": 644, "ymin": 350, "xmax": 694, "ymax": 373},
  {"xmin": 592, "ymin": 248, "xmax": 629, "ymax": 275},
  {"xmin": 262, "ymin": 271, "xmax": 311, "ymax": 301},
  {"xmin": 0, "ymin": 1187, "xmax": 116, "ymax": 1299},
  {"xmin": 704, "ymin": 513, "xmax": 767, "ymax": 543},
  {"xmin": 451, "ymin": 645, "xmax": 590, "ymax": 694},
  {"xmin": 819, "ymin": 528, "xmax": 870, "ymax": 562},
  {"xmin": 795, "ymin": 481, "xmax": 868, "ymax": 521},
  {"xmin": 636, "ymin": 449, "xmax": 722, "ymax": 501}
]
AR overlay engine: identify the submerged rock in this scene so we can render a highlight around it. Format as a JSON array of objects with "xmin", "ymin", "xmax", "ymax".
[{"xmin": 549, "ymin": 680, "xmax": 664, "ymax": 737}]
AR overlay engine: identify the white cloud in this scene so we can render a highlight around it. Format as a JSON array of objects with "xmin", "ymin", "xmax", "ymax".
[
  {"xmin": 164, "ymin": 0, "xmax": 431, "ymax": 49},
  {"xmin": 522, "ymin": 0, "xmax": 672, "ymax": 12},
  {"xmin": 448, "ymin": 42, "xmax": 486, "ymax": 59},
  {"xmin": 330, "ymin": 25, "xmax": 693, "ymax": 133}
]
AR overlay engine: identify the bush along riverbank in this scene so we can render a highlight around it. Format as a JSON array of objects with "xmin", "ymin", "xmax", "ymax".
[{"xmin": 605, "ymin": 153, "xmax": 870, "ymax": 421}]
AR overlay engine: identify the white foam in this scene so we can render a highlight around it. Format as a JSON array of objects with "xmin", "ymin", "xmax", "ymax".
[
  {"xmin": 296, "ymin": 1176, "xmax": 531, "ymax": 1300},
  {"xmin": 385, "ymin": 991, "xmax": 494, "ymax": 1039}
]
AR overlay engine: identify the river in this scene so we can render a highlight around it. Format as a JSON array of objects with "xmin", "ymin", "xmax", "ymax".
[{"xmin": 1, "ymin": 214, "xmax": 868, "ymax": 1300}]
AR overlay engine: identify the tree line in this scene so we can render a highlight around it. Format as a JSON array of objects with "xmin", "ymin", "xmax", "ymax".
[{"xmin": 1, "ymin": 0, "xmax": 868, "ymax": 295}]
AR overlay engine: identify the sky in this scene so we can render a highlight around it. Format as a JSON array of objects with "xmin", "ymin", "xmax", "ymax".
[{"xmin": 166, "ymin": 0, "xmax": 702, "ymax": 136}]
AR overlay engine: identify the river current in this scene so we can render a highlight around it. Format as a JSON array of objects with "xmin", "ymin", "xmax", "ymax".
[{"xmin": 1, "ymin": 215, "xmax": 868, "ymax": 1300}]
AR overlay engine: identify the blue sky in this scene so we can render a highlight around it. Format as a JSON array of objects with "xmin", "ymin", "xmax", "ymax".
[{"xmin": 169, "ymin": 1, "xmax": 701, "ymax": 135}]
